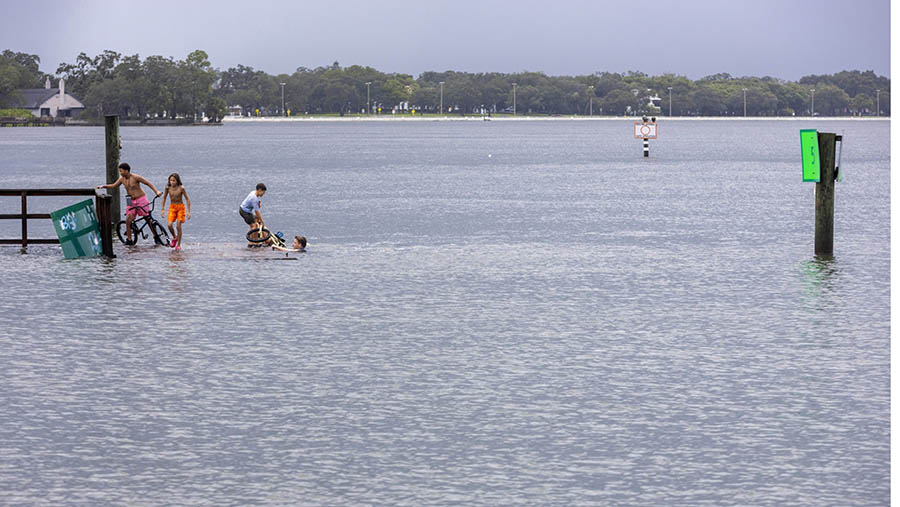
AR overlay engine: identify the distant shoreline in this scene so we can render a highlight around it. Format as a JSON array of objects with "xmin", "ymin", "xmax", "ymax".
[
  {"xmin": 223, "ymin": 115, "xmax": 888, "ymax": 122},
  {"xmin": 3, "ymin": 116, "xmax": 884, "ymax": 128}
]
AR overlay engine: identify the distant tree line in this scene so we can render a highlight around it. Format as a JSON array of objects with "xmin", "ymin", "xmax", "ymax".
[
  {"xmin": 0, "ymin": 50, "xmax": 44, "ymax": 104},
  {"xmin": 0, "ymin": 49, "xmax": 891, "ymax": 121}
]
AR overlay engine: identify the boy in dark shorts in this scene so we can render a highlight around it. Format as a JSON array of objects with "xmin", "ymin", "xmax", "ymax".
[{"xmin": 240, "ymin": 183, "xmax": 266, "ymax": 246}]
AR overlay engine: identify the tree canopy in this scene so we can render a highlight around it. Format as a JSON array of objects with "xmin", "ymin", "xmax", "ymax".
[
  {"xmin": 0, "ymin": 50, "xmax": 50, "ymax": 106},
  {"xmin": 0, "ymin": 48, "xmax": 890, "ymax": 119}
]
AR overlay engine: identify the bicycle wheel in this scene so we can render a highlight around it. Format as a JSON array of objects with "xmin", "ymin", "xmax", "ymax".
[
  {"xmin": 246, "ymin": 226, "xmax": 272, "ymax": 243},
  {"xmin": 116, "ymin": 220, "xmax": 140, "ymax": 244},
  {"xmin": 151, "ymin": 220, "xmax": 170, "ymax": 246}
]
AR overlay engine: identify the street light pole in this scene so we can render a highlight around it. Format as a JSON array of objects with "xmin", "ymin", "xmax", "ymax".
[
  {"xmin": 280, "ymin": 82, "xmax": 286, "ymax": 117},
  {"xmin": 742, "ymin": 88, "xmax": 747, "ymax": 117},
  {"xmin": 667, "ymin": 87, "xmax": 672, "ymax": 117},
  {"xmin": 876, "ymin": 89, "xmax": 880, "ymax": 116},
  {"xmin": 439, "ymin": 81, "xmax": 444, "ymax": 116},
  {"xmin": 810, "ymin": 88, "xmax": 815, "ymax": 116},
  {"xmin": 512, "ymin": 82, "xmax": 517, "ymax": 116},
  {"xmin": 365, "ymin": 82, "xmax": 372, "ymax": 115},
  {"xmin": 588, "ymin": 85, "xmax": 594, "ymax": 116}
]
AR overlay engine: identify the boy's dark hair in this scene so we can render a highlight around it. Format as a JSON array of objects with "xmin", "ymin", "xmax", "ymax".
[
  {"xmin": 256, "ymin": 183, "xmax": 267, "ymax": 191},
  {"xmin": 168, "ymin": 173, "xmax": 182, "ymax": 186},
  {"xmin": 118, "ymin": 162, "xmax": 131, "ymax": 172},
  {"xmin": 295, "ymin": 236, "xmax": 307, "ymax": 248}
]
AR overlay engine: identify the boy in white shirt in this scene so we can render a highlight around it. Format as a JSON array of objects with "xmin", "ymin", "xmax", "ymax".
[{"xmin": 240, "ymin": 183, "xmax": 266, "ymax": 246}]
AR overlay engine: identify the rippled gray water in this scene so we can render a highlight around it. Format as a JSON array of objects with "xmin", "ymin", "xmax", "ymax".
[{"xmin": 0, "ymin": 120, "xmax": 890, "ymax": 505}]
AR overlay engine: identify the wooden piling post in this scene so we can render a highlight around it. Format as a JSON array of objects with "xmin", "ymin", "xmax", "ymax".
[
  {"xmin": 814, "ymin": 132, "xmax": 837, "ymax": 256},
  {"xmin": 104, "ymin": 115, "xmax": 121, "ymax": 221},
  {"xmin": 20, "ymin": 191, "xmax": 27, "ymax": 248},
  {"xmin": 94, "ymin": 193, "xmax": 115, "ymax": 258}
]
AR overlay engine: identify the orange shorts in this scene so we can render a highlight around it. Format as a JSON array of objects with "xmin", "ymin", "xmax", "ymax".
[{"xmin": 167, "ymin": 203, "xmax": 186, "ymax": 223}]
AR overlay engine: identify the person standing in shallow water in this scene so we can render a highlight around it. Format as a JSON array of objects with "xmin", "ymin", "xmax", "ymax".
[
  {"xmin": 240, "ymin": 183, "xmax": 266, "ymax": 246},
  {"xmin": 161, "ymin": 173, "xmax": 191, "ymax": 251},
  {"xmin": 96, "ymin": 162, "xmax": 162, "ymax": 245}
]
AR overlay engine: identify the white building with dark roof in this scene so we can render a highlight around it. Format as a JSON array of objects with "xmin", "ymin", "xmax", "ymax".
[{"xmin": 10, "ymin": 78, "xmax": 85, "ymax": 118}]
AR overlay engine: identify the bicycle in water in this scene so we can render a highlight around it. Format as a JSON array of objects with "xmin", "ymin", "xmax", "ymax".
[{"xmin": 116, "ymin": 194, "xmax": 170, "ymax": 246}]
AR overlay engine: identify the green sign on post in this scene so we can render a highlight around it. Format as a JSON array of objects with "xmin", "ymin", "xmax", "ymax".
[
  {"xmin": 801, "ymin": 129, "xmax": 820, "ymax": 182},
  {"xmin": 50, "ymin": 199, "xmax": 103, "ymax": 259}
]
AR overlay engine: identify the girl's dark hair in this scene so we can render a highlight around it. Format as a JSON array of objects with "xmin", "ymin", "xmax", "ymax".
[
  {"xmin": 295, "ymin": 236, "xmax": 307, "ymax": 248},
  {"xmin": 168, "ymin": 173, "xmax": 182, "ymax": 186}
]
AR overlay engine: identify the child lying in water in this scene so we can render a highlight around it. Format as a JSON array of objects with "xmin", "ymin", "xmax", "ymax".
[
  {"xmin": 267, "ymin": 233, "xmax": 306, "ymax": 252},
  {"xmin": 291, "ymin": 236, "xmax": 307, "ymax": 252}
]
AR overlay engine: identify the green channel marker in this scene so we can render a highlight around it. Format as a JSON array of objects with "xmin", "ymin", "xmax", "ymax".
[{"xmin": 801, "ymin": 129, "xmax": 820, "ymax": 182}]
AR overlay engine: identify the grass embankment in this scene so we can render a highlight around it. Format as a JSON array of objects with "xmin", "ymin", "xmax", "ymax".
[{"xmin": 0, "ymin": 109, "xmax": 35, "ymax": 118}]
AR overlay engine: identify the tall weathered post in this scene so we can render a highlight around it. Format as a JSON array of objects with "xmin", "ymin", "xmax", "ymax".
[
  {"xmin": 94, "ymin": 192, "xmax": 115, "ymax": 258},
  {"xmin": 814, "ymin": 132, "xmax": 837, "ymax": 256},
  {"xmin": 104, "ymin": 115, "xmax": 121, "ymax": 221}
]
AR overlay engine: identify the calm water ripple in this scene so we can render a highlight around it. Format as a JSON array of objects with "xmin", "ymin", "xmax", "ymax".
[{"xmin": 0, "ymin": 120, "xmax": 889, "ymax": 505}]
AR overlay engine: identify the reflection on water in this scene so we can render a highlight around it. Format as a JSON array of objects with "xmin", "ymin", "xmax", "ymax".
[
  {"xmin": 801, "ymin": 256, "xmax": 841, "ymax": 299},
  {"xmin": 0, "ymin": 121, "xmax": 890, "ymax": 505}
]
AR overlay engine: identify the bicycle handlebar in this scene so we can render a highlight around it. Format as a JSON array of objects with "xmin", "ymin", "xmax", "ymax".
[{"xmin": 128, "ymin": 193, "xmax": 162, "ymax": 215}]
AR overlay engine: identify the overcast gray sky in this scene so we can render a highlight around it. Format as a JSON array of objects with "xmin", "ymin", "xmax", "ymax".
[{"xmin": 0, "ymin": 0, "xmax": 890, "ymax": 80}]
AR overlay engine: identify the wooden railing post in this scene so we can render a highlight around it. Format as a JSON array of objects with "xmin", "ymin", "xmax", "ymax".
[
  {"xmin": 814, "ymin": 133, "xmax": 837, "ymax": 256},
  {"xmin": 20, "ymin": 191, "xmax": 27, "ymax": 248},
  {"xmin": 95, "ymin": 193, "xmax": 116, "ymax": 258},
  {"xmin": 104, "ymin": 115, "xmax": 121, "ymax": 221}
]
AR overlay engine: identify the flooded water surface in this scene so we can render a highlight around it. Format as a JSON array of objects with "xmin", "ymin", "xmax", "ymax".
[{"xmin": 0, "ymin": 119, "xmax": 890, "ymax": 505}]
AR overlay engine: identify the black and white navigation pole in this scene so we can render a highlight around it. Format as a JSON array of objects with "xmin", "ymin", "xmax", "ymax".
[{"xmin": 634, "ymin": 116, "xmax": 658, "ymax": 157}]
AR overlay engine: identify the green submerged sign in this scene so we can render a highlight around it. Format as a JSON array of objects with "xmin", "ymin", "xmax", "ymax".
[
  {"xmin": 50, "ymin": 199, "xmax": 103, "ymax": 259},
  {"xmin": 800, "ymin": 129, "xmax": 820, "ymax": 182}
]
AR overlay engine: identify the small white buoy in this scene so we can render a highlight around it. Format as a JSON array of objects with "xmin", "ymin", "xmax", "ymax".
[{"xmin": 488, "ymin": 154, "xmax": 492, "ymax": 158}]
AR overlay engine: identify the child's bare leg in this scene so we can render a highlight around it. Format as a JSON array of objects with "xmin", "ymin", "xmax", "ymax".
[
  {"xmin": 176, "ymin": 221, "xmax": 183, "ymax": 246},
  {"xmin": 166, "ymin": 219, "xmax": 177, "ymax": 247},
  {"xmin": 125, "ymin": 213, "xmax": 134, "ymax": 242}
]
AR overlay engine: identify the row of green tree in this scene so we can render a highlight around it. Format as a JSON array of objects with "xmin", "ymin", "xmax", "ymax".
[{"xmin": 0, "ymin": 49, "xmax": 891, "ymax": 120}]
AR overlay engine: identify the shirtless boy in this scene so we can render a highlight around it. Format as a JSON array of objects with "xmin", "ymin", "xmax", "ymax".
[
  {"xmin": 160, "ymin": 172, "xmax": 191, "ymax": 251},
  {"xmin": 97, "ymin": 163, "xmax": 162, "ymax": 245}
]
